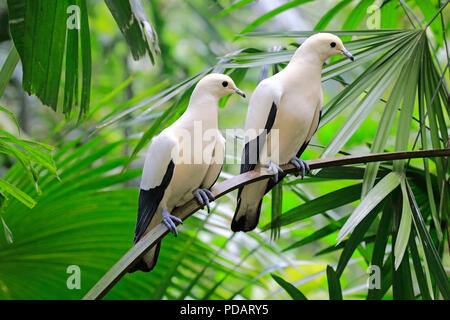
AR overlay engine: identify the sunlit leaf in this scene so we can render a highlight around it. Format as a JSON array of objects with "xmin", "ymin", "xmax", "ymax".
[
  {"xmin": 394, "ymin": 178, "xmax": 413, "ymax": 270},
  {"xmin": 337, "ymin": 172, "xmax": 401, "ymax": 243}
]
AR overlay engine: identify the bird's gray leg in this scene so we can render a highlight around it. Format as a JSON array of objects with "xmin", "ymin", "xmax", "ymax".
[
  {"xmin": 162, "ymin": 207, "xmax": 183, "ymax": 237},
  {"xmin": 264, "ymin": 160, "xmax": 284, "ymax": 183},
  {"xmin": 289, "ymin": 157, "xmax": 310, "ymax": 179},
  {"xmin": 193, "ymin": 188, "xmax": 215, "ymax": 213}
]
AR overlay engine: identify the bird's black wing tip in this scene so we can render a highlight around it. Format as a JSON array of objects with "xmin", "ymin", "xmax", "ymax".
[
  {"xmin": 231, "ymin": 216, "xmax": 246, "ymax": 232},
  {"xmin": 231, "ymin": 216, "xmax": 258, "ymax": 232}
]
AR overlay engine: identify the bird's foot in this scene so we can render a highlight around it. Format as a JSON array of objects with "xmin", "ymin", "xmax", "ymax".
[
  {"xmin": 264, "ymin": 161, "xmax": 284, "ymax": 183},
  {"xmin": 162, "ymin": 208, "xmax": 182, "ymax": 237},
  {"xmin": 289, "ymin": 157, "xmax": 310, "ymax": 179},
  {"xmin": 193, "ymin": 188, "xmax": 215, "ymax": 213}
]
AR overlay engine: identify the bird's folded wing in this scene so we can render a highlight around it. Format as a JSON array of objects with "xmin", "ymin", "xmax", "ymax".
[
  {"xmin": 244, "ymin": 80, "xmax": 281, "ymax": 133},
  {"xmin": 201, "ymin": 134, "xmax": 225, "ymax": 189},
  {"xmin": 241, "ymin": 80, "xmax": 281, "ymax": 173}
]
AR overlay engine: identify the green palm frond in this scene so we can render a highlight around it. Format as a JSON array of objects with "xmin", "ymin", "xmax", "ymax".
[
  {"xmin": 6, "ymin": 0, "xmax": 160, "ymax": 117},
  {"xmin": 0, "ymin": 131, "xmax": 302, "ymax": 299}
]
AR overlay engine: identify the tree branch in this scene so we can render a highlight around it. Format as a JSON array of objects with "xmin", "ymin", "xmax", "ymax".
[{"xmin": 83, "ymin": 148, "xmax": 449, "ymax": 300}]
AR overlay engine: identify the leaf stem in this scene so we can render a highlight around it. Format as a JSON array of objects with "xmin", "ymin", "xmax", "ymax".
[
  {"xmin": 0, "ymin": 45, "xmax": 20, "ymax": 99},
  {"xmin": 408, "ymin": 63, "xmax": 449, "ymax": 167}
]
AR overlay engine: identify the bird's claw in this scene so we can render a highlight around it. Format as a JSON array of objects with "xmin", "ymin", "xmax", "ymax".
[
  {"xmin": 265, "ymin": 161, "xmax": 284, "ymax": 183},
  {"xmin": 162, "ymin": 208, "xmax": 182, "ymax": 237},
  {"xmin": 193, "ymin": 188, "xmax": 215, "ymax": 213},
  {"xmin": 289, "ymin": 157, "xmax": 310, "ymax": 179}
]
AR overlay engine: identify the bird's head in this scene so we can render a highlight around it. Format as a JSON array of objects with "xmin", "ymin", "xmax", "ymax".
[
  {"xmin": 196, "ymin": 73, "xmax": 246, "ymax": 99},
  {"xmin": 301, "ymin": 33, "xmax": 355, "ymax": 63}
]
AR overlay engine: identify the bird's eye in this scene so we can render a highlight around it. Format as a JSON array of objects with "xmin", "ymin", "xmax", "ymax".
[
  {"xmin": 330, "ymin": 42, "xmax": 336, "ymax": 48},
  {"xmin": 222, "ymin": 81, "xmax": 228, "ymax": 87}
]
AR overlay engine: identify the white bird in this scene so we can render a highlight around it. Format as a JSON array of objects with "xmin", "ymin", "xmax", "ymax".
[
  {"xmin": 130, "ymin": 74, "xmax": 246, "ymax": 272},
  {"xmin": 231, "ymin": 33, "xmax": 354, "ymax": 232}
]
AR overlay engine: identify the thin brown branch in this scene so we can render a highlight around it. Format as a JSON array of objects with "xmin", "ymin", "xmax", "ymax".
[{"xmin": 83, "ymin": 148, "xmax": 450, "ymax": 300}]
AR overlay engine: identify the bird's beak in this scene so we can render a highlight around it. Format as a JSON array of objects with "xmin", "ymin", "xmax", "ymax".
[
  {"xmin": 234, "ymin": 88, "xmax": 246, "ymax": 98},
  {"xmin": 341, "ymin": 49, "xmax": 355, "ymax": 62}
]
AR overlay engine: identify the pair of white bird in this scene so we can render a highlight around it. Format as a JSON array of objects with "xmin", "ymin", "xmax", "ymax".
[{"xmin": 129, "ymin": 33, "xmax": 355, "ymax": 272}]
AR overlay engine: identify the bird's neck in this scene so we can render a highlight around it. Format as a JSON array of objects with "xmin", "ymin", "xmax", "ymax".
[{"xmin": 288, "ymin": 45, "xmax": 325, "ymax": 69}]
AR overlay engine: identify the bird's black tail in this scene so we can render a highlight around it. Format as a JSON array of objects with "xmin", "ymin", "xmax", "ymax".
[
  {"xmin": 128, "ymin": 242, "xmax": 162, "ymax": 273},
  {"xmin": 128, "ymin": 162, "xmax": 174, "ymax": 273},
  {"xmin": 231, "ymin": 172, "xmax": 287, "ymax": 232},
  {"xmin": 231, "ymin": 179, "xmax": 268, "ymax": 232}
]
